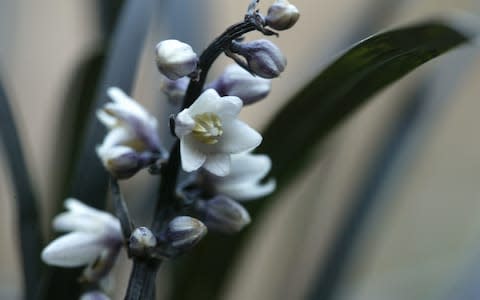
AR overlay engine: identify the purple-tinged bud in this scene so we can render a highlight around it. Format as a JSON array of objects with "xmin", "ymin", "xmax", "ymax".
[
  {"xmin": 96, "ymin": 145, "xmax": 159, "ymax": 179},
  {"xmin": 201, "ymin": 196, "xmax": 251, "ymax": 234},
  {"xmin": 166, "ymin": 216, "xmax": 207, "ymax": 250},
  {"xmin": 155, "ymin": 39, "xmax": 199, "ymax": 80},
  {"xmin": 160, "ymin": 76, "xmax": 189, "ymax": 105},
  {"xmin": 208, "ymin": 64, "xmax": 271, "ymax": 105},
  {"xmin": 80, "ymin": 291, "xmax": 111, "ymax": 300},
  {"xmin": 129, "ymin": 227, "xmax": 157, "ymax": 256},
  {"xmin": 230, "ymin": 39, "xmax": 286, "ymax": 79},
  {"xmin": 265, "ymin": 0, "xmax": 300, "ymax": 31}
]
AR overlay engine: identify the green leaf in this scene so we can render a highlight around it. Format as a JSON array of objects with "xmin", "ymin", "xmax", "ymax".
[
  {"xmin": 0, "ymin": 78, "xmax": 42, "ymax": 300},
  {"xmin": 170, "ymin": 19, "xmax": 472, "ymax": 300},
  {"xmin": 38, "ymin": 0, "xmax": 153, "ymax": 299}
]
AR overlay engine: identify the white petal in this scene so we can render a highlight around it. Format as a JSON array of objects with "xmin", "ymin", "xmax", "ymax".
[
  {"xmin": 187, "ymin": 89, "xmax": 221, "ymax": 115},
  {"xmin": 180, "ymin": 136, "xmax": 207, "ymax": 172},
  {"xmin": 41, "ymin": 232, "xmax": 104, "ymax": 267},
  {"xmin": 97, "ymin": 127, "xmax": 134, "ymax": 153},
  {"xmin": 217, "ymin": 120, "xmax": 262, "ymax": 153},
  {"xmin": 217, "ymin": 179, "xmax": 276, "ymax": 201},
  {"xmin": 61, "ymin": 199, "xmax": 122, "ymax": 235},
  {"xmin": 96, "ymin": 110, "xmax": 118, "ymax": 128},
  {"xmin": 203, "ymin": 153, "xmax": 231, "ymax": 176},
  {"xmin": 106, "ymin": 87, "xmax": 152, "ymax": 125},
  {"xmin": 219, "ymin": 153, "xmax": 272, "ymax": 184},
  {"xmin": 175, "ymin": 109, "xmax": 195, "ymax": 137},
  {"xmin": 216, "ymin": 96, "xmax": 243, "ymax": 119}
]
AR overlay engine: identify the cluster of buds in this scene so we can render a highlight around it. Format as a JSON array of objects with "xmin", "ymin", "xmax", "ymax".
[{"xmin": 41, "ymin": 1, "xmax": 298, "ymax": 298}]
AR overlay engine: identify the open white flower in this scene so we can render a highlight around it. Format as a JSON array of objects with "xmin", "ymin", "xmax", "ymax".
[
  {"xmin": 208, "ymin": 152, "xmax": 276, "ymax": 201},
  {"xmin": 174, "ymin": 89, "xmax": 262, "ymax": 176},
  {"xmin": 97, "ymin": 87, "xmax": 162, "ymax": 178},
  {"xmin": 41, "ymin": 198, "xmax": 122, "ymax": 269}
]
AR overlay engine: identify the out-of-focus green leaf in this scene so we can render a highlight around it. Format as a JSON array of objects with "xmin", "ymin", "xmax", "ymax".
[
  {"xmin": 170, "ymin": 19, "xmax": 472, "ymax": 300},
  {"xmin": 38, "ymin": 0, "xmax": 153, "ymax": 299},
  {"xmin": 0, "ymin": 78, "xmax": 42, "ymax": 300}
]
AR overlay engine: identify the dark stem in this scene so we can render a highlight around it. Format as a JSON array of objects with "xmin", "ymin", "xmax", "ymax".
[
  {"xmin": 124, "ymin": 259, "xmax": 161, "ymax": 300},
  {"xmin": 110, "ymin": 176, "xmax": 134, "ymax": 239},
  {"xmin": 124, "ymin": 14, "xmax": 262, "ymax": 300}
]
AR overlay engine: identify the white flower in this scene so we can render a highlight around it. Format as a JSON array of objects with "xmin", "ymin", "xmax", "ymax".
[
  {"xmin": 41, "ymin": 198, "xmax": 122, "ymax": 268},
  {"xmin": 174, "ymin": 89, "xmax": 262, "ymax": 176},
  {"xmin": 208, "ymin": 152, "xmax": 276, "ymax": 201},
  {"xmin": 97, "ymin": 87, "xmax": 162, "ymax": 179},
  {"xmin": 155, "ymin": 39, "xmax": 198, "ymax": 80}
]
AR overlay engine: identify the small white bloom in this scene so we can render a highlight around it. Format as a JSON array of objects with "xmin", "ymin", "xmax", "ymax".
[
  {"xmin": 209, "ymin": 152, "xmax": 276, "ymax": 201},
  {"xmin": 155, "ymin": 39, "xmax": 199, "ymax": 80},
  {"xmin": 41, "ymin": 198, "xmax": 122, "ymax": 268},
  {"xmin": 208, "ymin": 64, "xmax": 271, "ymax": 105},
  {"xmin": 97, "ymin": 87, "xmax": 162, "ymax": 178},
  {"xmin": 174, "ymin": 89, "xmax": 262, "ymax": 176}
]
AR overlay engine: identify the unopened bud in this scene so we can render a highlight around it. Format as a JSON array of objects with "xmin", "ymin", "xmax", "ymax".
[
  {"xmin": 96, "ymin": 145, "xmax": 158, "ymax": 179},
  {"xmin": 208, "ymin": 64, "xmax": 271, "ymax": 105},
  {"xmin": 230, "ymin": 39, "xmax": 286, "ymax": 79},
  {"xmin": 160, "ymin": 76, "xmax": 189, "ymax": 105},
  {"xmin": 203, "ymin": 195, "xmax": 251, "ymax": 234},
  {"xmin": 155, "ymin": 39, "xmax": 198, "ymax": 80},
  {"xmin": 80, "ymin": 291, "xmax": 111, "ymax": 300},
  {"xmin": 201, "ymin": 196, "xmax": 251, "ymax": 234},
  {"xmin": 166, "ymin": 216, "xmax": 207, "ymax": 250},
  {"xmin": 265, "ymin": 0, "xmax": 300, "ymax": 31},
  {"xmin": 129, "ymin": 227, "xmax": 157, "ymax": 256}
]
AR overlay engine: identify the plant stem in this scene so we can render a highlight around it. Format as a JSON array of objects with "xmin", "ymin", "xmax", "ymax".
[{"xmin": 123, "ymin": 14, "xmax": 262, "ymax": 300}]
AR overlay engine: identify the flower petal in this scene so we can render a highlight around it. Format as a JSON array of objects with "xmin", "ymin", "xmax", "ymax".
[
  {"xmin": 218, "ymin": 153, "xmax": 272, "ymax": 184},
  {"xmin": 41, "ymin": 232, "xmax": 104, "ymax": 267},
  {"xmin": 187, "ymin": 89, "xmax": 221, "ymax": 115},
  {"xmin": 216, "ymin": 120, "xmax": 262, "ymax": 153},
  {"xmin": 203, "ymin": 153, "xmax": 231, "ymax": 176},
  {"xmin": 216, "ymin": 179, "xmax": 276, "ymax": 201},
  {"xmin": 180, "ymin": 136, "xmax": 207, "ymax": 172}
]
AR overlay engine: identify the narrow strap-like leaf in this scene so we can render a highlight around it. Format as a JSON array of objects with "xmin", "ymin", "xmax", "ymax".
[
  {"xmin": 38, "ymin": 0, "xmax": 153, "ymax": 299},
  {"xmin": 0, "ymin": 78, "xmax": 42, "ymax": 300},
  {"xmin": 169, "ymin": 18, "xmax": 473, "ymax": 300}
]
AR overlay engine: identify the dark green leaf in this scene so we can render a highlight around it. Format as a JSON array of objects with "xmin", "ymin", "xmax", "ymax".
[
  {"xmin": 170, "ymin": 19, "xmax": 472, "ymax": 300},
  {"xmin": 0, "ymin": 78, "xmax": 42, "ymax": 300},
  {"xmin": 39, "ymin": 0, "xmax": 153, "ymax": 299}
]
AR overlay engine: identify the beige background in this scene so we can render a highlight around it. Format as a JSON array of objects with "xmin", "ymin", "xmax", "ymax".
[{"xmin": 1, "ymin": 0, "xmax": 480, "ymax": 299}]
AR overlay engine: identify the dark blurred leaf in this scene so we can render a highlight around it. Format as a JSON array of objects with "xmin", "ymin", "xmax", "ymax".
[
  {"xmin": 51, "ymin": 50, "xmax": 105, "ymax": 211},
  {"xmin": 39, "ymin": 0, "xmax": 153, "ymax": 299},
  {"xmin": 170, "ymin": 19, "xmax": 472, "ymax": 300},
  {"xmin": 97, "ymin": 0, "xmax": 125, "ymax": 38},
  {"xmin": 310, "ymin": 46, "xmax": 478, "ymax": 300},
  {"xmin": 0, "ymin": 78, "xmax": 42, "ymax": 300}
]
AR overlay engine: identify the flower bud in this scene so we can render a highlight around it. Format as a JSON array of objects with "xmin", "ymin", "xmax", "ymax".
[
  {"xmin": 208, "ymin": 64, "xmax": 271, "ymax": 105},
  {"xmin": 230, "ymin": 39, "xmax": 286, "ymax": 79},
  {"xmin": 160, "ymin": 76, "xmax": 189, "ymax": 105},
  {"xmin": 80, "ymin": 291, "xmax": 111, "ymax": 300},
  {"xmin": 201, "ymin": 196, "xmax": 251, "ymax": 234},
  {"xmin": 166, "ymin": 216, "xmax": 207, "ymax": 250},
  {"xmin": 96, "ymin": 145, "xmax": 159, "ymax": 179},
  {"xmin": 265, "ymin": 0, "xmax": 300, "ymax": 31},
  {"xmin": 155, "ymin": 39, "xmax": 198, "ymax": 80},
  {"xmin": 129, "ymin": 227, "xmax": 157, "ymax": 256}
]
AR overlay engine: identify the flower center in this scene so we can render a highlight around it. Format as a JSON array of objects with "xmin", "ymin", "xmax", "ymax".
[{"xmin": 192, "ymin": 113, "xmax": 223, "ymax": 144}]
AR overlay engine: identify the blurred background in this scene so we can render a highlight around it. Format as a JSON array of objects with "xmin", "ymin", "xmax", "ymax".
[{"xmin": 1, "ymin": 0, "xmax": 480, "ymax": 299}]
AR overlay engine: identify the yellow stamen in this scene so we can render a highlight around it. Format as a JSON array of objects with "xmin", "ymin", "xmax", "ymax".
[{"xmin": 192, "ymin": 113, "xmax": 223, "ymax": 144}]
